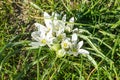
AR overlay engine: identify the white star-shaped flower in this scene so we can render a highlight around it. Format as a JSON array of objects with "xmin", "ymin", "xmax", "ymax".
[
  {"xmin": 61, "ymin": 38, "xmax": 71, "ymax": 49},
  {"xmin": 70, "ymin": 33, "xmax": 89, "ymax": 56}
]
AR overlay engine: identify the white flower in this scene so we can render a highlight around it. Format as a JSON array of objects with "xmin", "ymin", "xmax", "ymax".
[
  {"xmin": 30, "ymin": 30, "xmax": 54, "ymax": 48},
  {"xmin": 77, "ymin": 41, "xmax": 89, "ymax": 54},
  {"xmin": 29, "ymin": 12, "xmax": 89, "ymax": 57},
  {"xmin": 71, "ymin": 41, "xmax": 89, "ymax": 56},
  {"xmin": 53, "ymin": 22, "xmax": 65, "ymax": 37},
  {"xmin": 71, "ymin": 33, "xmax": 78, "ymax": 43},
  {"xmin": 34, "ymin": 12, "xmax": 53, "ymax": 34},
  {"xmin": 44, "ymin": 12, "xmax": 66, "ymax": 38},
  {"xmin": 61, "ymin": 38, "xmax": 71, "ymax": 49},
  {"xmin": 42, "ymin": 12, "xmax": 74, "ymax": 38}
]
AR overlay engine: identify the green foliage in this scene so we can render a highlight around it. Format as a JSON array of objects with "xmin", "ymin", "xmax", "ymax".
[{"xmin": 0, "ymin": 0, "xmax": 120, "ymax": 80}]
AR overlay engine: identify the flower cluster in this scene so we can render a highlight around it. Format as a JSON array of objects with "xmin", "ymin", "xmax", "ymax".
[{"xmin": 30, "ymin": 12, "xmax": 89, "ymax": 57}]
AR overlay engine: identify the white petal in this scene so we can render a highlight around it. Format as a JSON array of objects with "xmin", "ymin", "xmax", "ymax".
[
  {"xmin": 65, "ymin": 26, "xmax": 71, "ymax": 32},
  {"xmin": 44, "ymin": 12, "xmax": 53, "ymax": 29},
  {"xmin": 34, "ymin": 23, "xmax": 47, "ymax": 32},
  {"xmin": 40, "ymin": 32, "xmax": 46, "ymax": 38},
  {"xmin": 44, "ymin": 12, "xmax": 51, "ymax": 18},
  {"xmin": 58, "ymin": 20, "xmax": 66, "ymax": 29},
  {"xmin": 57, "ymin": 28, "xmax": 64, "ymax": 36},
  {"xmin": 78, "ymin": 49, "xmax": 89, "ymax": 54},
  {"xmin": 51, "ymin": 12, "xmax": 60, "ymax": 27},
  {"xmin": 29, "ymin": 42, "xmax": 40, "ymax": 48},
  {"xmin": 78, "ymin": 41, "xmax": 84, "ymax": 49},
  {"xmin": 69, "ymin": 17, "xmax": 74, "ymax": 23},
  {"xmin": 31, "ymin": 31, "xmax": 40, "ymax": 41},
  {"xmin": 66, "ymin": 17, "xmax": 74, "ymax": 30},
  {"xmin": 52, "ymin": 13, "xmax": 59, "ymax": 26},
  {"xmin": 46, "ymin": 32, "xmax": 54, "ymax": 44},
  {"xmin": 61, "ymin": 14, "xmax": 66, "ymax": 26},
  {"xmin": 46, "ymin": 30, "xmax": 53, "ymax": 38},
  {"xmin": 53, "ymin": 20, "xmax": 59, "ymax": 27},
  {"xmin": 52, "ymin": 12, "xmax": 55, "ymax": 16},
  {"xmin": 62, "ymin": 14, "xmax": 66, "ymax": 22},
  {"xmin": 73, "ymin": 52, "xmax": 79, "ymax": 56},
  {"xmin": 72, "ymin": 33, "xmax": 78, "ymax": 42},
  {"xmin": 72, "ymin": 28, "xmax": 79, "ymax": 33},
  {"xmin": 39, "ymin": 43, "xmax": 46, "ymax": 46},
  {"xmin": 52, "ymin": 12, "xmax": 59, "ymax": 20},
  {"xmin": 65, "ymin": 38, "xmax": 70, "ymax": 42}
]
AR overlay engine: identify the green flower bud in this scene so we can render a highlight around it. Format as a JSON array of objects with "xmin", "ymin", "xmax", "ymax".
[{"xmin": 51, "ymin": 44, "xmax": 60, "ymax": 51}]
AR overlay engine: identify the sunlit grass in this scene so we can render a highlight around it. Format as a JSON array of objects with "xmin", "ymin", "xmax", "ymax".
[{"xmin": 0, "ymin": 0, "xmax": 120, "ymax": 80}]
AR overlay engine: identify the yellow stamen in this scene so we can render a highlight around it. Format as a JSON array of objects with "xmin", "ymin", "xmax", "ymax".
[
  {"xmin": 63, "ymin": 43, "xmax": 68, "ymax": 48},
  {"xmin": 41, "ymin": 39, "xmax": 46, "ymax": 44}
]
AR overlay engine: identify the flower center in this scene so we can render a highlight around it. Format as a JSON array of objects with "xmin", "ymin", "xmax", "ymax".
[
  {"xmin": 55, "ymin": 26, "xmax": 59, "ymax": 31},
  {"xmin": 47, "ymin": 27, "xmax": 51, "ymax": 31},
  {"xmin": 72, "ymin": 48, "xmax": 77, "ymax": 52},
  {"xmin": 62, "ymin": 42, "xmax": 69, "ymax": 49},
  {"xmin": 58, "ymin": 34, "xmax": 63, "ymax": 40},
  {"xmin": 41, "ymin": 39, "xmax": 47, "ymax": 44}
]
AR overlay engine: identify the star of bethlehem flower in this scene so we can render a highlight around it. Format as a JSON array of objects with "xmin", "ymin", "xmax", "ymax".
[
  {"xmin": 29, "ymin": 12, "xmax": 89, "ymax": 57},
  {"xmin": 61, "ymin": 38, "xmax": 71, "ymax": 49},
  {"xmin": 55, "ymin": 33, "xmax": 89, "ymax": 57},
  {"xmin": 30, "ymin": 30, "xmax": 54, "ymax": 48},
  {"xmin": 70, "ymin": 33, "xmax": 89, "ymax": 56}
]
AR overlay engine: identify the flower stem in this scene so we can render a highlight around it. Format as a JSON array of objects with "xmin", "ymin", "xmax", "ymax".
[{"xmin": 37, "ymin": 47, "xmax": 42, "ymax": 80}]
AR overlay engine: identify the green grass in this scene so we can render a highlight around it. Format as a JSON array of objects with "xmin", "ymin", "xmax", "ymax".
[{"xmin": 0, "ymin": 0, "xmax": 120, "ymax": 80}]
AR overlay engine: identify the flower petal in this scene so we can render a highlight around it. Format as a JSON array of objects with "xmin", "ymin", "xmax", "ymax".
[
  {"xmin": 78, "ymin": 49, "xmax": 89, "ymax": 54},
  {"xmin": 34, "ymin": 23, "xmax": 47, "ymax": 32},
  {"xmin": 46, "ymin": 30, "xmax": 53, "ymax": 38},
  {"xmin": 72, "ymin": 33, "xmax": 78, "ymax": 42},
  {"xmin": 52, "ymin": 12, "xmax": 59, "ymax": 20},
  {"xmin": 29, "ymin": 42, "xmax": 41, "ymax": 48},
  {"xmin": 78, "ymin": 41, "xmax": 83, "ymax": 49},
  {"xmin": 66, "ymin": 17, "xmax": 74, "ymax": 32},
  {"xmin": 44, "ymin": 12, "xmax": 53, "ymax": 29},
  {"xmin": 69, "ymin": 17, "xmax": 74, "ymax": 23},
  {"xmin": 31, "ymin": 31, "xmax": 41, "ymax": 42},
  {"xmin": 62, "ymin": 14, "xmax": 66, "ymax": 22},
  {"xmin": 72, "ymin": 28, "xmax": 79, "ymax": 33},
  {"xmin": 52, "ymin": 12, "xmax": 59, "ymax": 26},
  {"xmin": 73, "ymin": 52, "xmax": 79, "ymax": 56}
]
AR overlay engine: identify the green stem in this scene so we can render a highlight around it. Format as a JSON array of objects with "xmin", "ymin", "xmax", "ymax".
[{"xmin": 37, "ymin": 47, "xmax": 42, "ymax": 80}]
